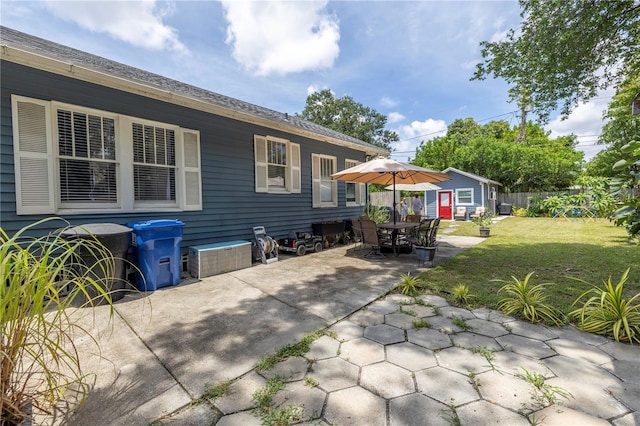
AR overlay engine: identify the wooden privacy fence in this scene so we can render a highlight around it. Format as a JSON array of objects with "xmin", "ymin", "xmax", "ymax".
[{"xmin": 498, "ymin": 189, "xmax": 639, "ymax": 208}]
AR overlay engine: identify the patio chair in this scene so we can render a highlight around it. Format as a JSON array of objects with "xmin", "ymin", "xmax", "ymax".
[
  {"xmin": 469, "ymin": 206, "xmax": 486, "ymax": 219},
  {"xmin": 426, "ymin": 218, "xmax": 441, "ymax": 249},
  {"xmin": 359, "ymin": 217, "xmax": 387, "ymax": 259},
  {"xmin": 349, "ymin": 216, "xmax": 364, "ymax": 251},
  {"xmin": 406, "ymin": 214, "xmax": 422, "ymax": 223},
  {"xmin": 454, "ymin": 207, "xmax": 467, "ymax": 221},
  {"xmin": 407, "ymin": 218, "xmax": 433, "ymax": 245}
]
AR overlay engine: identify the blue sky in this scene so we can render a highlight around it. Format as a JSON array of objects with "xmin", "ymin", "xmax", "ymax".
[{"xmin": 1, "ymin": 1, "xmax": 610, "ymax": 160}]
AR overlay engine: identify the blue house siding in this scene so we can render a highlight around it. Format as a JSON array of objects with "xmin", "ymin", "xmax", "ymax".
[{"xmin": 1, "ymin": 61, "xmax": 370, "ymax": 247}]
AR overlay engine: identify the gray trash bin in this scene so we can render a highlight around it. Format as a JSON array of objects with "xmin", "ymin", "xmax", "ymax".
[{"xmin": 62, "ymin": 223, "xmax": 132, "ymax": 304}]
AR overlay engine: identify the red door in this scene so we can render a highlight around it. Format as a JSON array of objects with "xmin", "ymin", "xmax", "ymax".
[{"xmin": 438, "ymin": 191, "xmax": 453, "ymax": 220}]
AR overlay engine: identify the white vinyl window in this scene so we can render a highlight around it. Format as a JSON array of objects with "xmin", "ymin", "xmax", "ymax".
[
  {"xmin": 456, "ymin": 188, "xmax": 474, "ymax": 205},
  {"xmin": 312, "ymin": 154, "xmax": 337, "ymax": 208},
  {"xmin": 11, "ymin": 95, "xmax": 202, "ymax": 214},
  {"xmin": 254, "ymin": 135, "xmax": 301, "ymax": 193},
  {"xmin": 344, "ymin": 159, "xmax": 365, "ymax": 206}
]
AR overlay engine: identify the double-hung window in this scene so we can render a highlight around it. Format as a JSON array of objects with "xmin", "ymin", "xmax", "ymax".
[
  {"xmin": 312, "ymin": 154, "xmax": 337, "ymax": 208},
  {"xmin": 11, "ymin": 95, "xmax": 202, "ymax": 214},
  {"xmin": 456, "ymin": 188, "xmax": 473, "ymax": 205},
  {"xmin": 344, "ymin": 159, "xmax": 365, "ymax": 206},
  {"xmin": 254, "ymin": 135, "xmax": 301, "ymax": 193}
]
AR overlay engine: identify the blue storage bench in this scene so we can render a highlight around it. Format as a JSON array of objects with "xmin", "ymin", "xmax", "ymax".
[{"xmin": 188, "ymin": 240, "xmax": 251, "ymax": 278}]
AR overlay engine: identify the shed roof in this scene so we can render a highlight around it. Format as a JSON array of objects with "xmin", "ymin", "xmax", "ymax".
[
  {"xmin": 442, "ymin": 167, "xmax": 502, "ymax": 186},
  {"xmin": 0, "ymin": 26, "xmax": 388, "ymax": 157}
]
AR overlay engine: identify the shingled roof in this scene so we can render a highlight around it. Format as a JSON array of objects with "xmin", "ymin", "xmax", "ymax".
[{"xmin": 1, "ymin": 26, "xmax": 388, "ymax": 156}]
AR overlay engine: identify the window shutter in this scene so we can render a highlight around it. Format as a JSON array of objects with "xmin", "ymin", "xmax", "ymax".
[
  {"xmin": 181, "ymin": 129, "xmax": 202, "ymax": 211},
  {"xmin": 254, "ymin": 135, "xmax": 268, "ymax": 193},
  {"xmin": 312, "ymin": 154, "xmax": 321, "ymax": 207},
  {"xmin": 356, "ymin": 183, "xmax": 366, "ymax": 205},
  {"xmin": 290, "ymin": 142, "xmax": 301, "ymax": 193},
  {"xmin": 12, "ymin": 96, "xmax": 54, "ymax": 214}
]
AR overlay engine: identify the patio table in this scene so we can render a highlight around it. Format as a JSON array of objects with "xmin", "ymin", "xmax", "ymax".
[{"xmin": 377, "ymin": 222, "xmax": 420, "ymax": 256}]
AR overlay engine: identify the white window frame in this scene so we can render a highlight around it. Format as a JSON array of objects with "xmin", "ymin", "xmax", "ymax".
[
  {"xmin": 11, "ymin": 95, "xmax": 202, "ymax": 215},
  {"xmin": 456, "ymin": 188, "xmax": 474, "ymax": 205},
  {"xmin": 254, "ymin": 135, "xmax": 301, "ymax": 194},
  {"xmin": 312, "ymin": 153, "xmax": 337, "ymax": 208},
  {"xmin": 344, "ymin": 159, "xmax": 365, "ymax": 207}
]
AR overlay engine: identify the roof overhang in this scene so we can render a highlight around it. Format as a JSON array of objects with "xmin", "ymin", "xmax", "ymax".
[{"xmin": 1, "ymin": 43, "xmax": 388, "ymax": 158}]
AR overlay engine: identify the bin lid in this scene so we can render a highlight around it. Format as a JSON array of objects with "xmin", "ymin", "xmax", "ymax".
[
  {"xmin": 62, "ymin": 223, "xmax": 132, "ymax": 237},
  {"xmin": 126, "ymin": 219, "xmax": 185, "ymax": 230}
]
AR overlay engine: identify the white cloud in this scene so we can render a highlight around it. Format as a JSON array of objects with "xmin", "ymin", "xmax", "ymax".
[
  {"xmin": 380, "ymin": 96, "xmax": 397, "ymax": 108},
  {"xmin": 391, "ymin": 118, "xmax": 447, "ymax": 161},
  {"xmin": 546, "ymin": 89, "xmax": 613, "ymax": 160},
  {"xmin": 388, "ymin": 112, "xmax": 405, "ymax": 124},
  {"xmin": 43, "ymin": 0, "xmax": 187, "ymax": 53},
  {"xmin": 222, "ymin": 1, "xmax": 340, "ymax": 76}
]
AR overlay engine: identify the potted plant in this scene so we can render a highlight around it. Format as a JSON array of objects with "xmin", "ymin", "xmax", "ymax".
[
  {"xmin": 472, "ymin": 213, "xmax": 495, "ymax": 237},
  {"xmin": 413, "ymin": 233, "xmax": 436, "ymax": 264},
  {"xmin": 1, "ymin": 218, "xmax": 118, "ymax": 424}
]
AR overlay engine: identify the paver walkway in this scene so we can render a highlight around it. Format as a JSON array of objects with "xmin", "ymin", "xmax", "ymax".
[{"xmin": 207, "ymin": 294, "xmax": 640, "ymax": 426}]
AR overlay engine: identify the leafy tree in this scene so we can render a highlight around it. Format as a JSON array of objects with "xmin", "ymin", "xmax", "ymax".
[
  {"xmin": 413, "ymin": 118, "xmax": 583, "ymax": 192},
  {"xmin": 472, "ymin": 0, "xmax": 640, "ymax": 121},
  {"xmin": 298, "ymin": 89, "xmax": 398, "ymax": 150}
]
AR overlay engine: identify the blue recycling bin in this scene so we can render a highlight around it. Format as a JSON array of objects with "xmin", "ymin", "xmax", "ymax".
[{"xmin": 126, "ymin": 219, "xmax": 185, "ymax": 291}]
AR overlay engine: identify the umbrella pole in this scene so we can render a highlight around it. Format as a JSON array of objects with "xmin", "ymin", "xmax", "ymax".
[{"xmin": 392, "ymin": 172, "xmax": 397, "ymax": 224}]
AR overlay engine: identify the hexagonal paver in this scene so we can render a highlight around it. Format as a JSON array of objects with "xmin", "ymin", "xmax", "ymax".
[
  {"xmin": 607, "ymin": 382, "xmax": 640, "ymax": 412},
  {"xmin": 307, "ymin": 335, "xmax": 340, "ymax": 360},
  {"xmin": 407, "ymin": 328, "xmax": 452, "ymax": 350},
  {"xmin": 364, "ymin": 324, "xmax": 405, "ymax": 345},
  {"xmin": 259, "ymin": 356, "xmax": 308, "ymax": 381},
  {"xmin": 472, "ymin": 308, "xmax": 514, "ymax": 323},
  {"xmin": 546, "ymin": 376, "xmax": 629, "ymax": 419},
  {"xmin": 339, "ymin": 337, "xmax": 385, "ymax": 366},
  {"xmin": 533, "ymin": 406, "xmax": 610, "ymax": 426},
  {"xmin": 612, "ymin": 412, "xmax": 640, "ymax": 426},
  {"xmin": 598, "ymin": 341, "xmax": 640, "ymax": 361},
  {"xmin": 435, "ymin": 346, "xmax": 493, "ymax": 374},
  {"xmin": 324, "ymin": 387, "xmax": 386, "ymax": 426},
  {"xmin": 602, "ymin": 360, "xmax": 640, "ymax": 384},
  {"xmin": 385, "ymin": 294, "xmax": 414, "ymax": 304},
  {"xmin": 491, "ymin": 351, "xmax": 554, "ymax": 378},
  {"xmin": 403, "ymin": 304, "xmax": 437, "ymax": 318},
  {"xmin": 456, "ymin": 400, "xmax": 529, "ymax": 425},
  {"xmin": 272, "ymin": 380, "xmax": 327, "ymax": 420},
  {"xmin": 427, "ymin": 316, "xmax": 463, "ymax": 334},
  {"xmin": 554, "ymin": 325, "xmax": 612, "ymax": 347},
  {"xmin": 464, "ymin": 318, "xmax": 509, "ymax": 338},
  {"xmin": 329, "ymin": 320, "xmax": 363, "ymax": 342},
  {"xmin": 311, "ymin": 357, "xmax": 359, "ymax": 392},
  {"xmin": 349, "ymin": 310, "xmax": 385, "ymax": 327},
  {"xmin": 477, "ymin": 369, "xmax": 539, "ymax": 412},
  {"xmin": 367, "ymin": 299, "xmax": 400, "ymax": 314},
  {"xmin": 450, "ymin": 331, "xmax": 503, "ymax": 351},
  {"xmin": 419, "ymin": 294, "xmax": 449, "ymax": 307},
  {"xmin": 386, "ymin": 342, "xmax": 438, "ymax": 371},
  {"xmin": 546, "ymin": 338, "xmax": 614, "ymax": 365},
  {"xmin": 385, "ymin": 312, "xmax": 416, "ymax": 329},
  {"xmin": 215, "ymin": 411, "xmax": 262, "ymax": 426},
  {"xmin": 415, "ymin": 366, "xmax": 479, "ymax": 405},
  {"xmin": 496, "ymin": 334, "xmax": 556, "ymax": 359},
  {"xmin": 544, "ymin": 355, "xmax": 623, "ymax": 387},
  {"xmin": 439, "ymin": 306, "xmax": 476, "ymax": 320},
  {"xmin": 214, "ymin": 371, "xmax": 265, "ymax": 414},
  {"xmin": 508, "ymin": 320, "xmax": 558, "ymax": 341},
  {"xmin": 360, "ymin": 362, "xmax": 415, "ymax": 398},
  {"xmin": 389, "ymin": 393, "xmax": 451, "ymax": 426}
]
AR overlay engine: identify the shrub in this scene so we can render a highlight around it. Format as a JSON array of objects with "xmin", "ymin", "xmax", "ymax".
[
  {"xmin": 452, "ymin": 284, "xmax": 473, "ymax": 305},
  {"xmin": 570, "ymin": 268, "xmax": 640, "ymax": 343},
  {"xmin": 494, "ymin": 272, "xmax": 564, "ymax": 325},
  {"xmin": 397, "ymin": 272, "xmax": 420, "ymax": 296},
  {"xmin": 1, "ymin": 218, "xmax": 116, "ymax": 424}
]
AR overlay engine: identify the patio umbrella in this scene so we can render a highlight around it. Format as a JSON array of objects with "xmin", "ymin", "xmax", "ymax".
[
  {"xmin": 331, "ymin": 157, "xmax": 449, "ymax": 224},
  {"xmin": 383, "ymin": 183, "xmax": 441, "ymax": 191}
]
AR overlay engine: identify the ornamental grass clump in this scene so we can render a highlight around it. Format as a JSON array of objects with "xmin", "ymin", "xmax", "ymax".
[
  {"xmin": 1, "ymin": 218, "xmax": 116, "ymax": 424},
  {"xmin": 570, "ymin": 268, "xmax": 640, "ymax": 344},
  {"xmin": 494, "ymin": 272, "xmax": 564, "ymax": 326}
]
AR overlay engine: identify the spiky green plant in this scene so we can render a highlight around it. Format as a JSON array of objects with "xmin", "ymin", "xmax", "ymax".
[
  {"xmin": 570, "ymin": 268, "xmax": 640, "ymax": 343},
  {"xmin": 397, "ymin": 272, "xmax": 419, "ymax": 296},
  {"xmin": 452, "ymin": 284, "xmax": 473, "ymax": 305},
  {"xmin": 1, "ymin": 218, "xmax": 117, "ymax": 424},
  {"xmin": 494, "ymin": 272, "xmax": 564, "ymax": 326}
]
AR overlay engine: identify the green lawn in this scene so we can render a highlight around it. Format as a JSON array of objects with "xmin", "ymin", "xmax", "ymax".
[{"xmin": 423, "ymin": 217, "xmax": 639, "ymax": 315}]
